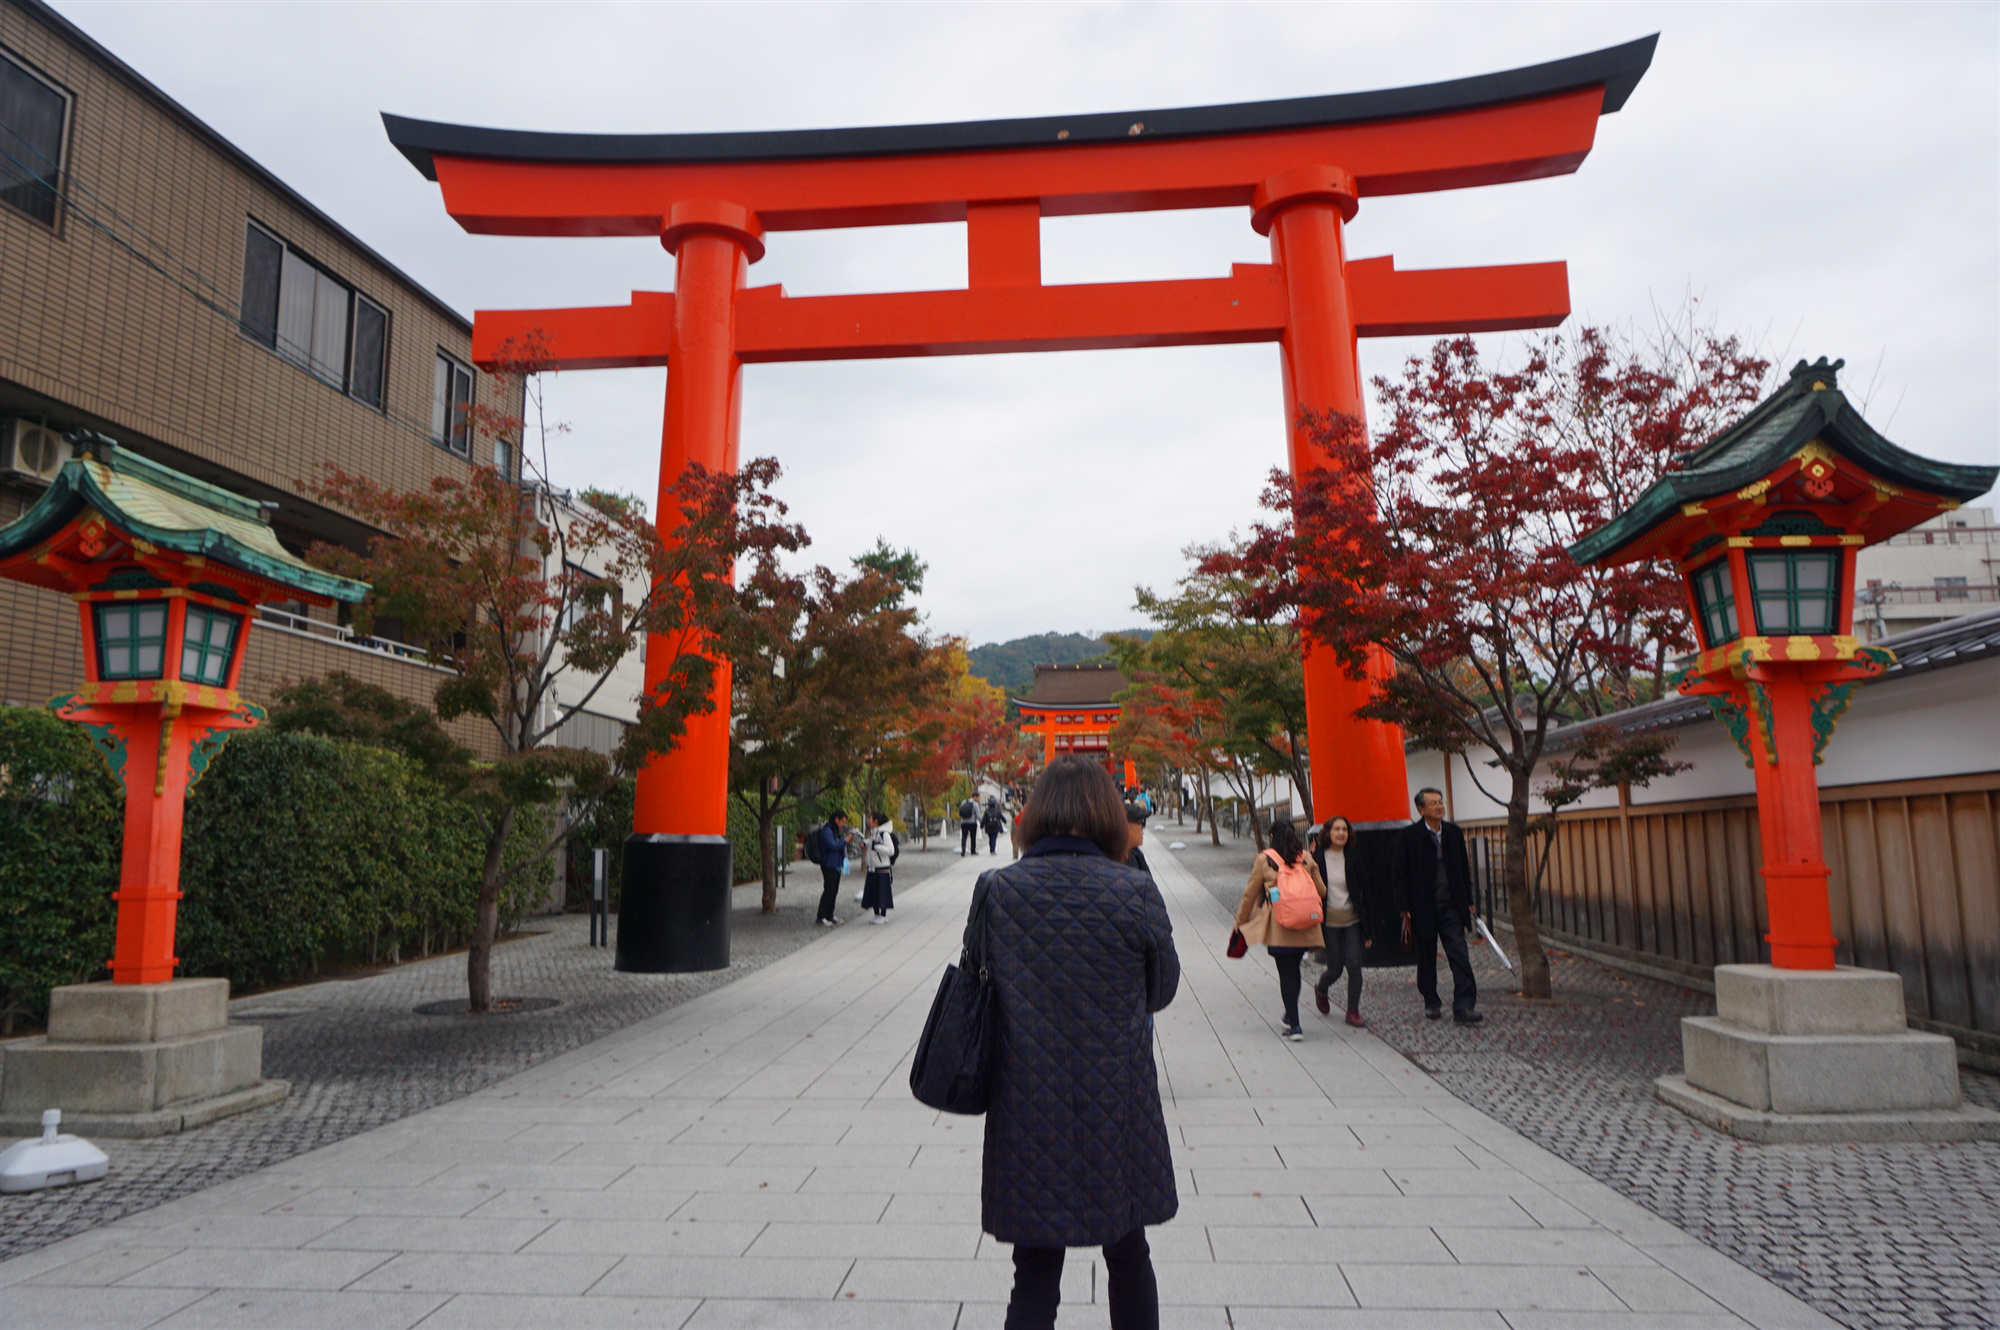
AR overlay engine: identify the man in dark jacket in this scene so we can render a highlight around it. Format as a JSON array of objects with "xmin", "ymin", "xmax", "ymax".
[
  {"xmin": 813, "ymin": 812, "xmax": 849, "ymax": 927},
  {"xmin": 959, "ymin": 795, "xmax": 981, "ymax": 855},
  {"xmin": 981, "ymin": 797, "xmax": 1006, "ymax": 855},
  {"xmin": 1123, "ymin": 800, "xmax": 1152, "ymax": 878},
  {"xmin": 1391, "ymin": 788, "xmax": 1483, "ymax": 1024}
]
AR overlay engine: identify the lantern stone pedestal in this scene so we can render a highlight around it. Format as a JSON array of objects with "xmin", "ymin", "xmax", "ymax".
[
  {"xmin": 0, "ymin": 979, "xmax": 287, "ymax": 1138},
  {"xmin": 1655, "ymin": 964, "xmax": 2000, "ymax": 1144}
]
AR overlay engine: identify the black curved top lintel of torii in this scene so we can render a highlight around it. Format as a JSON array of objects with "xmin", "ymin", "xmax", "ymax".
[{"xmin": 382, "ymin": 34, "xmax": 1658, "ymax": 181}]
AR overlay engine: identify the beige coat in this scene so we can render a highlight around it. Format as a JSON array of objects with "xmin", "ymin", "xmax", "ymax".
[{"xmin": 1234, "ymin": 850, "xmax": 1327, "ymax": 949}]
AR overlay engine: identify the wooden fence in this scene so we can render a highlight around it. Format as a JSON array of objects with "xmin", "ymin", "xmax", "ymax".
[{"xmin": 1464, "ymin": 771, "xmax": 2000, "ymax": 1044}]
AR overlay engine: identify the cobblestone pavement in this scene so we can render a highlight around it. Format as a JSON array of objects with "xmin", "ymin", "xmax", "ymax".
[
  {"xmin": 1166, "ymin": 828, "xmax": 2000, "ymax": 1330},
  {"xmin": 0, "ymin": 849, "xmax": 954, "ymax": 1262}
]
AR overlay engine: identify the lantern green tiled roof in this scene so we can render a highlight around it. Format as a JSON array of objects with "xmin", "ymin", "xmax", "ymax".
[
  {"xmin": 1568, "ymin": 358, "xmax": 1999, "ymax": 566},
  {"xmin": 0, "ymin": 438, "xmax": 368, "ymax": 603}
]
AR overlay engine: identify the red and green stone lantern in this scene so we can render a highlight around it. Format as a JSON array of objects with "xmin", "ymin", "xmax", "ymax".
[
  {"xmin": 0, "ymin": 438, "xmax": 367, "ymax": 986},
  {"xmin": 1570, "ymin": 359, "xmax": 1997, "ymax": 970}
]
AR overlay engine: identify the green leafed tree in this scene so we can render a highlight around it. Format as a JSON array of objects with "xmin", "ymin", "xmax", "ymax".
[{"xmin": 723, "ymin": 553, "xmax": 951, "ymax": 913}]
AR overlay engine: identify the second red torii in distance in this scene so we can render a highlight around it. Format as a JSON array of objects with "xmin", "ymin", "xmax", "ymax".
[{"xmin": 384, "ymin": 35, "xmax": 1656, "ymax": 969}]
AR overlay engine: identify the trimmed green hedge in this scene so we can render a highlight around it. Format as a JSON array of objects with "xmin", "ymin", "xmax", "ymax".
[
  {"xmin": 0, "ymin": 708, "xmax": 121, "ymax": 1034},
  {"xmin": 0, "ymin": 708, "xmax": 545, "ymax": 1027}
]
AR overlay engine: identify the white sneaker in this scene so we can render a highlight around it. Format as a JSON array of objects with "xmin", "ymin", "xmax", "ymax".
[{"xmin": 870, "ymin": 915, "xmax": 884, "ymax": 925}]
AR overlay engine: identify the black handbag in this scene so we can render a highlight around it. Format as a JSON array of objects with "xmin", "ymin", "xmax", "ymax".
[{"xmin": 910, "ymin": 884, "xmax": 996, "ymax": 1115}]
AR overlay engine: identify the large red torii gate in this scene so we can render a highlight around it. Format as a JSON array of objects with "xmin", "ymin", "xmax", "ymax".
[{"xmin": 384, "ymin": 35, "xmax": 1655, "ymax": 969}]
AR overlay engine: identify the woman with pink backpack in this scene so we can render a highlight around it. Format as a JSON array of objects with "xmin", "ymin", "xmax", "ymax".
[{"xmin": 1231, "ymin": 817, "xmax": 1328, "ymax": 1041}]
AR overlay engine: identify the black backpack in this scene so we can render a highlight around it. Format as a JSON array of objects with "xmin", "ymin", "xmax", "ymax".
[
  {"xmin": 802, "ymin": 825, "xmax": 826, "ymax": 866},
  {"xmin": 959, "ymin": 799, "xmax": 977, "ymax": 821},
  {"xmin": 890, "ymin": 831, "xmax": 901, "ymax": 865}
]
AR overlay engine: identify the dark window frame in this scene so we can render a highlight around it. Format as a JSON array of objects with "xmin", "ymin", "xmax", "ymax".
[
  {"xmin": 432, "ymin": 351, "xmax": 475, "ymax": 458},
  {"xmin": 1690, "ymin": 557, "xmax": 1738, "ymax": 648},
  {"xmin": 0, "ymin": 46, "xmax": 72, "ymax": 230},
  {"xmin": 1747, "ymin": 549, "xmax": 1842, "ymax": 636},
  {"xmin": 94, "ymin": 601, "xmax": 169, "ymax": 681},
  {"xmin": 179, "ymin": 604, "xmax": 243, "ymax": 686},
  {"xmin": 239, "ymin": 219, "xmax": 390, "ymax": 414}
]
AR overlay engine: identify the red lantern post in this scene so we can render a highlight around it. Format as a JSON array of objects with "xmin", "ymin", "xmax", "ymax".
[
  {"xmin": 1570, "ymin": 359, "xmax": 2000, "ymax": 1141},
  {"xmin": 0, "ymin": 439, "xmax": 367, "ymax": 1135}
]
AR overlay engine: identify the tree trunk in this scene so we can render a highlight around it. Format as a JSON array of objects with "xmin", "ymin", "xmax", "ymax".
[
  {"xmin": 467, "ymin": 804, "xmax": 517, "ymax": 1014},
  {"xmin": 759, "ymin": 799, "xmax": 780, "ymax": 915},
  {"xmin": 1502, "ymin": 778, "xmax": 1552, "ymax": 999},
  {"xmin": 1205, "ymin": 787, "xmax": 1221, "ymax": 847}
]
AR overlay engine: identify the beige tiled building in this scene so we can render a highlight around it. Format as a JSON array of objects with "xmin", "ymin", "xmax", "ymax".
[{"xmin": 0, "ymin": 0, "xmax": 517, "ymax": 754}]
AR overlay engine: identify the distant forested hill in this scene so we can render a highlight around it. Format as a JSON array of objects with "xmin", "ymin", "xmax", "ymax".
[{"xmin": 967, "ymin": 630, "xmax": 1152, "ymax": 699}]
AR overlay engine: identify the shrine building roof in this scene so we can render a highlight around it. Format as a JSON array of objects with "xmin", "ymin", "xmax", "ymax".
[
  {"xmin": 383, "ymin": 36, "xmax": 1655, "ymax": 179},
  {"xmin": 0, "ymin": 439, "xmax": 368, "ymax": 604},
  {"xmin": 1568, "ymin": 358, "xmax": 2000, "ymax": 567},
  {"xmin": 1506, "ymin": 605, "xmax": 2000, "ymax": 757},
  {"xmin": 1015, "ymin": 663, "xmax": 1129, "ymax": 710}
]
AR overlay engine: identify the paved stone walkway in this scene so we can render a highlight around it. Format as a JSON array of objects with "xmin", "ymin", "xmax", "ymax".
[
  {"xmin": 3, "ymin": 837, "xmax": 1837, "ymax": 1328},
  {"xmin": 1169, "ymin": 829, "xmax": 2000, "ymax": 1330},
  {"xmin": 0, "ymin": 850, "xmax": 952, "ymax": 1264}
]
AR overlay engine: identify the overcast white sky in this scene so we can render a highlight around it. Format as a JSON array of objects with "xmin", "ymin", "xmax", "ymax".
[{"xmin": 56, "ymin": 1, "xmax": 2000, "ymax": 647}]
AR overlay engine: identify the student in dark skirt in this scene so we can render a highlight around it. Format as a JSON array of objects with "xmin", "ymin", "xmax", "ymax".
[{"xmin": 861, "ymin": 811, "xmax": 896, "ymax": 922}]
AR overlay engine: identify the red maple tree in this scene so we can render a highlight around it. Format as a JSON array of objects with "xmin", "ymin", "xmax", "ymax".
[{"xmin": 1217, "ymin": 321, "xmax": 1767, "ymax": 997}]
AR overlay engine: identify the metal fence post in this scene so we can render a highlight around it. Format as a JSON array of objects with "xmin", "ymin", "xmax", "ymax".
[{"xmin": 590, "ymin": 847, "xmax": 609, "ymax": 947}]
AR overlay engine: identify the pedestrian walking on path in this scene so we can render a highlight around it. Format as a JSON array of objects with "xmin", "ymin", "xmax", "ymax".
[
  {"xmin": 958, "ymin": 794, "xmax": 981, "ymax": 855},
  {"xmin": 1310, "ymin": 815, "xmax": 1368, "ymax": 1027},
  {"xmin": 812, "ymin": 811, "xmax": 850, "ymax": 927},
  {"xmin": 1233, "ymin": 817, "xmax": 1327, "ymax": 1041},
  {"xmin": 967, "ymin": 755, "xmax": 1180, "ymax": 1330},
  {"xmin": 1392, "ymin": 787, "xmax": 1483, "ymax": 1024},
  {"xmin": 981, "ymin": 795, "xmax": 1006, "ymax": 855},
  {"xmin": 1124, "ymin": 799, "xmax": 1152, "ymax": 877},
  {"xmin": 862, "ymin": 810, "xmax": 896, "ymax": 923}
]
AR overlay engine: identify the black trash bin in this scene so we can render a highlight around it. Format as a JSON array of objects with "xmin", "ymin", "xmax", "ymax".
[{"xmin": 616, "ymin": 833, "xmax": 732, "ymax": 973}]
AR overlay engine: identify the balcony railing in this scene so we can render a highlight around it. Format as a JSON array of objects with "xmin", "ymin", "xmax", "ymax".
[
  {"xmin": 256, "ymin": 606, "xmax": 440, "ymax": 666},
  {"xmin": 1856, "ymin": 584, "xmax": 1999, "ymax": 607},
  {"xmin": 1876, "ymin": 526, "xmax": 1999, "ymax": 547}
]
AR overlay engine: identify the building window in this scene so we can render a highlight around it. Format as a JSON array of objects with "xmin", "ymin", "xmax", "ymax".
[
  {"xmin": 350, "ymin": 296, "xmax": 388, "ymax": 409},
  {"xmin": 433, "ymin": 353, "xmax": 474, "ymax": 457},
  {"xmin": 95, "ymin": 602, "xmax": 168, "ymax": 680},
  {"xmin": 1748, "ymin": 550, "xmax": 1840, "ymax": 634},
  {"xmin": 0, "ymin": 51, "xmax": 68, "ymax": 227},
  {"xmin": 1690, "ymin": 558, "xmax": 1738, "ymax": 648},
  {"xmin": 239, "ymin": 221, "xmax": 389, "ymax": 409},
  {"xmin": 179, "ymin": 605, "xmax": 242, "ymax": 686}
]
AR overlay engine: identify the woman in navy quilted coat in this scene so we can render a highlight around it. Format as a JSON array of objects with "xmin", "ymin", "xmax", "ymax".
[{"xmin": 967, "ymin": 755, "xmax": 1180, "ymax": 1330}]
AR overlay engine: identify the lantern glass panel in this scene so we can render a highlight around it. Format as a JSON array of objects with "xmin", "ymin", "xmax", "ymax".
[
  {"xmin": 1690, "ymin": 558, "xmax": 1738, "ymax": 647},
  {"xmin": 1747, "ymin": 551, "xmax": 1842, "ymax": 635},
  {"xmin": 95, "ymin": 602, "xmax": 168, "ymax": 679},
  {"xmin": 180, "ymin": 605, "xmax": 242, "ymax": 686}
]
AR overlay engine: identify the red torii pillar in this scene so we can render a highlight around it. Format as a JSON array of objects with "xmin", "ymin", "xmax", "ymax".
[{"xmin": 384, "ymin": 35, "xmax": 1654, "ymax": 967}]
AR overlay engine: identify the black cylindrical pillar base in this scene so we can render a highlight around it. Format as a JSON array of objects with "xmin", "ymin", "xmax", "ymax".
[
  {"xmin": 1345, "ymin": 821, "xmax": 1418, "ymax": 968},
  {"xmin": 616, "ymin": 834, "xmax": 732, "ymax": 973}
]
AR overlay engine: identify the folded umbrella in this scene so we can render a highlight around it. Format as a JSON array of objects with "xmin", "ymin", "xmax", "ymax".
[{"xmin": 1474, "ymin": 915, "xmax": 1514, "ymax": 971}]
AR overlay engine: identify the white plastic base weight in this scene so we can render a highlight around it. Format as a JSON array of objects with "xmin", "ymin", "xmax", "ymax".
[{"xmin": 0, "ymin": 1109, "xmax": 110, "ymax": 1192}]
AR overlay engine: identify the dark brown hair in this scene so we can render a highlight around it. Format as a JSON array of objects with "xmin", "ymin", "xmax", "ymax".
[
  {"xmin": 1015, "ymin": 756, "xmax": 1129, "ymax": 860},
  {"xmin": 1267, "ymin": 817, "xmax": 1305, "ymax": 864}
]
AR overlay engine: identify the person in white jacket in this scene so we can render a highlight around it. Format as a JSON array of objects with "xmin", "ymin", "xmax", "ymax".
[{"xmin": 862, "ymin": 811, "xmax": 898, "ymax": 923}]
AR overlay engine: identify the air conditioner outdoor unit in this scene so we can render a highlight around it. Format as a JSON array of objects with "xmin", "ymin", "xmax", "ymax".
[{"xmin": 0, "ymin": 420, "xmax": 69, "ymax": 485}]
